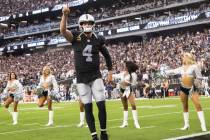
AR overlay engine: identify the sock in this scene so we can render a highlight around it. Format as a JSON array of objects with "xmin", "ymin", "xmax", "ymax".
[
  {"xmin": 80, "ymin": 112, "xmax": 85, "ymax": 124},
  {"xmin": 84, "ymin": 103, "xmax": 96, "ymax": 134},
  {"xmin": 49, "ymin": 111, "xmax": 54, "ymax": 123},
  {"xmin": 123, "ymin": 111, "xmax": 128, "ymax": 124},
  {"xmin": 183, "ymin": 112, "xmax": 189, "ymax": 127},
  {"xmin": 96, "ymin": 101, "xmax": 107, "ymax": 131},
  {"xmin": 91, "ymin": 132, "xmax": 98, "ymax": 139},
  {"xmin": 197, "ymin": 111, "xmax": 206, "ymax": 128},
  {"xmin": 13, "ymin": 112, "xmax": 18, "ymax": 124},
  {"xmin": 132, "ymin": 110, "xmax": 139, "ymax": 124}
]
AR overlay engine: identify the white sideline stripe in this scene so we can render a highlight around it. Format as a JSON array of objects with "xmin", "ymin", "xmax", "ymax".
[
  {"xmin": 164, "ymin": 131, "xmax": 210, "ymax": 140},
  {"xmin": 135, "ymin": 98, "xmax": 180, "ymax": 100},
  {"xmin": 140, "ymin": 125, "xmax": 156, "ymax": 129},
  {"xmin": 170, "ymin": 128, "xmax": 181, "ymax": 131},
  {"xmin": 107, "ymin": 111, "xmax": 180, "ymax": 122},
  {"xmin": 19, "ymin": 107, "xmax": 64, "ymax": 111},
  {"xmin": 22, "ymin": 107, "xmax": 178, "ymax": 121},
  {"xmin": 0, "ymin": 125, "xmax": 74, "ymax": 135},
  {"xmin": 138, "ymin": 105, "xmax": 176, "ymax": 109},
  {"xmin": 22, "ymin": 123, "xmax": 41, "ymax": 126},
  {"xmin": 123, "ymin": 105, "xmax": 176, "ymax": 109},
  {"xmin": 7, "ymin": 123, "xmax": 42, "ymax": 126},
  {"xmin": 109, "ymin": 125, "xmax": 156, "ymax": 129}
]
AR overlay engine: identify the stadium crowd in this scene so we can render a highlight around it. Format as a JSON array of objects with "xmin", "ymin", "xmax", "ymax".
[
  {"xmin": 0, "ymin": 0, "xmax": 70, "ymax": 16},
  {"xmin": 0, "ymin": 0, "xmax": 183, "ymax": 17},
  {"xmin": 3, "ymin": 1, "xmax": 210, "ymax": 37}
]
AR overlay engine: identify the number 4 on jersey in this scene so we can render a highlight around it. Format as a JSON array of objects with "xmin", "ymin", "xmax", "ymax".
[{"xmin": 82, "ymin": 45, "xmax": 93, "ymax": 62}]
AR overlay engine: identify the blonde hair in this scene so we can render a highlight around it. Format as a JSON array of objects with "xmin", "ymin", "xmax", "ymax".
[
  {"xmin": 183, "ymin": 52, "xmax": 196, "ymax": 65},
  {"xmin": 42, "ymin": 66, "xmax": 51, "ymax": 75}
]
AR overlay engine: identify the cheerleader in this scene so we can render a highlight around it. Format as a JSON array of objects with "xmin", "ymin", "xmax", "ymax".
[
  {"xmin": 165, "ymin": 53, "xmax": 207, "ymax": 131},
  {"xmin": 1, "ymin": 72, "xmax": 23, "ymax": 125},
  {"xmin": 113, "ymin": 61, "xmax": 140, "ymax": 129},
  {"xmin": 36, "ymin": 66, "xmax": 59, "ymax": 126}
]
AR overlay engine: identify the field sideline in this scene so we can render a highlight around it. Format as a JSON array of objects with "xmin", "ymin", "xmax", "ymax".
[{"xmin": 0, "ymin": 97, "xmax": 209, "ymax": 140}]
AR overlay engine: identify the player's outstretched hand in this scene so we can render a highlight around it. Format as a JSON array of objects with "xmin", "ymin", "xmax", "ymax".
[{"xmin": 62, "ymin": 5, "xmax": 70, "ymax": 15}]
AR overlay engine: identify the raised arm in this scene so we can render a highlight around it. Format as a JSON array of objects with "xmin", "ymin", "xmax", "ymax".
[
  {"xmin": 60, "ymin": 5, "xmax": 74, "ymax": 42},
  {"xmin": 164, "ymin": 67, "xmax": 182, "ymax": 76}
]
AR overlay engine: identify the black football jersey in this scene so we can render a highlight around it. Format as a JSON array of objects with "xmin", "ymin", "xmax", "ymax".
[{"xmin": 71, "ymin": 31, "xmax": 112, "ymax": 83}]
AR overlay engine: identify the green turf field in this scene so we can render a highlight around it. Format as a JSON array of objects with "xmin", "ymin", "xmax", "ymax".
[{"xmin": 0, "ymin": 97, "xmax": 209, "ymax": 140}]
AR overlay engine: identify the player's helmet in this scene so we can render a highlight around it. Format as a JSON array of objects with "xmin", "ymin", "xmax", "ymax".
[{"xmin": 78, "ymin": 14, "xmax": 95, "ymax": 33}]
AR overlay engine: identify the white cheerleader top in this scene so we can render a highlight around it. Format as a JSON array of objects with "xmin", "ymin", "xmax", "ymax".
[
  {"xmin": 113, "ymin": 71, "xmax": 138, "ymax": 89},
  {"xmin": 3, "ymin": 80, "xmax": 23, "ymax": 95},
  {"xmin": 165, "ymin": 64, "xmax": 202, "ymax": 79},
  {"xmin": 38, "ymin": 74, "xmax": 58, "ymax": 93}
]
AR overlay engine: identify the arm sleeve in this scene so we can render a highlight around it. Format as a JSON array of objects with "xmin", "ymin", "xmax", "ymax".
[{"xmin": 99, "ymin": 36, "xmax": 112, "ymax": 71}]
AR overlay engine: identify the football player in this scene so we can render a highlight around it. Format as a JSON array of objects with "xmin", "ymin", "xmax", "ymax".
[{"xmin": 60, "ymin": 5, "xmax": 112, "ymax": 140}]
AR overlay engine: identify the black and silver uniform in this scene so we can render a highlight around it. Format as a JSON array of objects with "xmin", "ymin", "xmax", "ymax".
[{"xmin": 71, "ymin": 31, "xmax": 112, "ymax": 83}]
